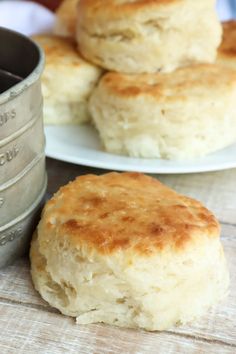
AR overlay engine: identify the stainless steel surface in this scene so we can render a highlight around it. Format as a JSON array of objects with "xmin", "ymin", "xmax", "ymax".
[
  {"xmin": 0, "ymin": 114, "xmax": 45, "ymax": 185},
  {"xmin": 0, "ymin": 81, "xmax": 43, "ymax": 140},
  {"xmin": 0, "ymin": 156, "xmax": 46, "ymax": 227},
  {"xmin": 0, "ymin": 27, "xmax": 46, "ymax": 268},
  {"xmin": 0, "ymin": 178, "xmax": 47, "ymax": 268}
]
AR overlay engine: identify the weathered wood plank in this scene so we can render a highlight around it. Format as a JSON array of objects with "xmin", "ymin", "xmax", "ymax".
[
  {"xmin": 157, "ymin": 169, "xmax": 236, "ymax": 225},
  {"xmin": 0, "ymin": 301, "xmax": 235, "ymax": 354},
  {"xmin": 0, "ymin": 223, "xmax": 235, "ymax": 348}
]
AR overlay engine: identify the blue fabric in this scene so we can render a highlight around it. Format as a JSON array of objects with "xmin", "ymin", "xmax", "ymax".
[
  {"xmin": 217, "ymin": 0, "xmax": 236, "ymax": 20},
  {"xmin": 230, "ymin": 0, "xmax": 236, "ymax": 15}
]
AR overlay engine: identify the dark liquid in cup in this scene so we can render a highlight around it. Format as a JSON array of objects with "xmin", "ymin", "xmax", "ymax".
[{"xmin": 0, "ymin": 69, "xmax": 22, "ymax": 94}]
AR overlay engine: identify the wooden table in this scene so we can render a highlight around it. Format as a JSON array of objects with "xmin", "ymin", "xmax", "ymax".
[{"xmin": 0, "ymin": 158, "xmax": 235, "ymax": 354}]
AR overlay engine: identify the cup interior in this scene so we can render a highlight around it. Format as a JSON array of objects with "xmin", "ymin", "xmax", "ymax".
[
  {"xmin": 0, "ymin": 70, "xmax": 22, "ymax": 93},
  {"xmin": 0, "ymin": 27, "xmax": 41, "ymax": 93}
]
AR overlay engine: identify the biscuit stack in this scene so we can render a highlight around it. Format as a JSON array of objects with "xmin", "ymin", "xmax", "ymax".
[
  {"xmin": 35, "ymin": 0, "xmax": 236, "ymax": 160},
  {"xmin": 74, "ymin": 0, "xmax": 236, "ymax": 160},
  {"xmin": 77, "ymin": 0, "xmax": 221, "ymax": 74},
  {"xmin": 54, "ymin": 0, "xmax": 78, "ymax": 38},
  {"xmin": 32, "ymin": 34, "xmax": 102, "ymax": 125}
]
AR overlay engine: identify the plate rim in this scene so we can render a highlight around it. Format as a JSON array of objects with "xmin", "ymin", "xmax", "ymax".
[{"xmin": 45, "ymin": 125, "xmax": 236, "ymax": 174}]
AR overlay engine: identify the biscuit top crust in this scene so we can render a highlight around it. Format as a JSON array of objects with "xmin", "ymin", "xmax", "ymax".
[
  {"xmin": 79, "ymin": 0, "xmax": 185, "ymax": 16},
  {"xmin": 55, "ymin": 0, "xmax": 79, "ymax": 36},
  {"xmin": 77, "ymin": 0, "xmax": 183, "ymax": 27},
  {"xmin": 40, "ymin": 173, "xmax": 219, "ymax": 256},
  {"xmin": 33, "ymin": 34, "xmax": 90, "ymax": 68},
  {"xmin": 219, "ymin": 21, "xmax": 236, "ymax": 58},
  {"xmin": 97, "ymin": 65, "xmax": 236, "ymax": 102},
  {"xmin": 77, "ymin": 0, "xmax": 215, "ymax": 23}
]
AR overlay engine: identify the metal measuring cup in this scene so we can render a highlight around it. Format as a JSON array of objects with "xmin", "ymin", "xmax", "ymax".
[{"xmin": 0, "ymin": 27, "xmax": 47, "ymax": 268}]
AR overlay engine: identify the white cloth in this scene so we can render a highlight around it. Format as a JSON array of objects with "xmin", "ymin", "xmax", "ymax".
[
  {"xmin": 0, "ymin": 1, "xmax": 55, "ymax": 36},
  {"xmin": 0, "ymin": 0, "xmax": 234, "ymax": 37}
]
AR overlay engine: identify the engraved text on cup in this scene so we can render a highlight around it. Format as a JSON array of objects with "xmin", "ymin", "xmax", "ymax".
[
  {"xmin": 0, "ymin": 228, "xmax": 23, "ymax": 246},
  {"xmin": 0, "ymin": 145, "xmax": 19, "ymax": 166},
  {"xmin": 0, "ymin": 109, "xmax": 16, "ymax": 127}
]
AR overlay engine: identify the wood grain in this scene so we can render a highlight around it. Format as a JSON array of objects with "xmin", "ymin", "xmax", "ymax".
[
  {"xmin": 0, "ymin": 302, "xmax": 235, "ymax": 354},
  {"xmin": 0, "ymin": 158, "xmax": 235, "ymax": 353}
]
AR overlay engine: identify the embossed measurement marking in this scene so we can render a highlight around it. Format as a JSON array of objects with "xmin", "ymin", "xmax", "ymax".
[
  {"xmin": 0, "ymin": 197, "xmax": 4, "ymax": 208},
  {"xmin": 0, "ymin": 145, "xmax": 19, "ymax": 166},
  {"xmin": 0, "ymin": 109, "xmax": 16, "ymax": 127},
  {"xmin": 0, "ymin": 228, "xmax": 23, "ymax": 246}
]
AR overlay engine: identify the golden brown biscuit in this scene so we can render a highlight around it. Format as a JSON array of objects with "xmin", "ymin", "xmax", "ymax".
[
  {"xmin": 217, "ymin": 21, "xmax": 236, "ymax": 69},
  {"xmin": 89, "ymin": 64, "xmax": 236, "ymax": 159},
  {"xmin": 30, "ymin": 172, "xmax": 229, "ymax": 331},
  {"xmin": 54, "ymin": 0, "xmax": 79, "ymax": 38},
  {"xmin": 33, "ymin": 34, "xmax": 102, "ymax": 124},
  {"xmin": 76, "ymin": 0, "xmax": 222, "ymax": 73}
]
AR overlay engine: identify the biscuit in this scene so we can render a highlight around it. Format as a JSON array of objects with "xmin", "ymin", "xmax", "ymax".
[
  {"xmin": 33, "ymin": 34, "xmax": 102, "ymax": 125},
  {"xmin": 89, "ymin": 65, "xmax": 236, "ymax": 159},
  {"xmin": 54, "ymin": 0, "xmax": 79, "ymax": 38},
  {"xmin": 76, "ymin": 0, "xmax": 222, "ymax": 73},
  {"xmin": 217, "ymin": 21, "xmax": 236, "ymax": 69},
  {"xmin": 30, "ymin": 172, "xmax": 229, "ymax": 331}
]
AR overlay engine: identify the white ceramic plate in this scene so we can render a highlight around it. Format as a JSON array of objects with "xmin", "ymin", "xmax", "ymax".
[{"xmin": 45, "ymin": 125, "xmax": 236, "ymax": 174}]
